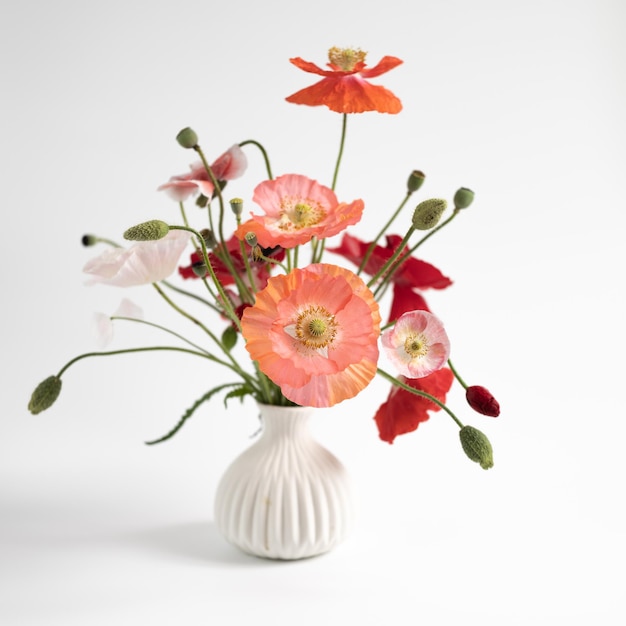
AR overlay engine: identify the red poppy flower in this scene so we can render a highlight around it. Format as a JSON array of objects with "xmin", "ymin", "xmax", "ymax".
[
  {"xmin": 286, "ymin": 47, "xmax": 403, "ymax": 114},
  {"xmin": 374, "ymin": 368, "xmax": 454, "ymax": 444},
  {"xmin": 328, "ymin": 233, "xmax": 452, "ymax": 323}
]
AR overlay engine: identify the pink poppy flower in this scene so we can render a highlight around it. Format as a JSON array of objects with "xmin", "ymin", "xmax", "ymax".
[
  {"xmin": 286, "ymin": 47, "xmax": 403, "ymax": 114},
  {"xmin": 234, "ymin": 174, "xmax": 364, "ymax": 249},
  {"xmin": 157, "ymin": 144, "xmax": 247, "ymax": 202},
  {"xmin": 241, "ymin": 263, "xmax": 381, "ymax": 407},
  {"xmin": 382, "ymin": 310, "xmax": 450, "ymax": 378},
  {"xmin": 374, "ymin": 368, "xmax": 454, "ymax": 443},
  {"xmin": 83, "ymin": 231, "xmax": 190, "ymax": 287},
  {"xmin": 328, "ymin": 232, "xmax": 452, "ymax": 323}
]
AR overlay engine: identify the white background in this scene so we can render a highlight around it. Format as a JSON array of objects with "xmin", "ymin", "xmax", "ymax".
[{"xmin": 2, "ymin": 0, "xmax": 625, "ymax": 624}]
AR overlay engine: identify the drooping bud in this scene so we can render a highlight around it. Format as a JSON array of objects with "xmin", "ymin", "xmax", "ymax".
[
  {"xmin": 244, "ymin": 232, "xmax": 258, "ymax": 247},
  {"xmin": 195, "ymin": 194, "xmax": 209, "ymax": 208},
  {"xmin": 176, "ymin": 127, "xmax": 198, "ymax": 149},
  {"xmin": 28, "ymin": 375, "xmax": 62, "ymax": 415},
  {"xmin": 459, "ymin": 425, "xmax": 494, "ymax": 469},
  {"xmin": 81, "ymin": 234, "xmax": 98, "ymax": 247},
  {"xmin": 466, "ymin": 385, "xmax": 500, "ymax": 417},
  {"xmin": 191, "ymin": 261, "xmax": 208, "ymax": 278},
  {"xmin": 453, "ymin": 187, "xmax": 475, "ymax": 209},
  {"xmin": 199, "ymin": 228, "xmax": 217, "ymax": 249},
  {"xmin": 229, "ymin": 198, "xmax": 244, "ymax": 217},
  {"xmin": 412, "ymin": 198, "xmax": 447, "ymax": 230},
  {"xmin": 123, "ymin": 220, "xmax": 170, "ymax": 241},
  {"xmin": 222, "ymin": 325, "xmax": 238, "ymax": 351},
  {"xmin": 407, "ymin": 170, "xmax": 426, "ymax": 193}
]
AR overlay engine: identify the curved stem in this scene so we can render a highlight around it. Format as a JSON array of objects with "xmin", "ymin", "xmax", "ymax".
[
  {"xmin": 377, "ymin": 368, "xmax": 464, "ymax": 428},
  {"xmin": 447, "ymin": 359, "xmax": 468, "ymax": 389},
  {"xmin": 57, "ymin": 346, "xmax": 215, "ymax": 378},
  {"xmin": 239, "ymin": 139, "xmax": 274, "ymax": 180}
]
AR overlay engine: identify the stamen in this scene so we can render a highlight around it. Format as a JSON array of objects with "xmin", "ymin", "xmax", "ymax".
[{"xmin": 328, "ymin": 47, "xmax": 367, "ymax": 71}]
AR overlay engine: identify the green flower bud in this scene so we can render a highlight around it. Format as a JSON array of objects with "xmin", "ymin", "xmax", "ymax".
[
  {"xmin": 412, "ymin": 198, "xmax": 447, "ymax": 230},
  {"xmin": 81, "ymin": 234, "xmax": 98, "ymax": 247},
  {"xmin": 191, "ymin": 261, "xmax": 208, "ymax": 277},
  {"xmin": 222, "ymin": 325, "xmax": 238, "ymax": 351},
  {"xmin": 28, "ymin": 375, "xmax": 62, "ymax": 415},
  {"xmin": 195, "ymin": 194, "xmax": 209, "ymax": 208},
  {"xmin": 407, "ymin": 170, "xmax": 426, "ymax": 193},
  {"xmin": 459, "ymin": 425, "xmax": 494, "ymax": 470},
  {"xmin": 123, "ymin": 220, "xmax": 170, "ymax": 241},
  {"xmin": 176, "ymin": 127, "xmax": 198, "ymax": 149},
  {"xmin": 244, "ymin": 232, "xmax": 258, "ymax": 247},
  {"xmin": 199, "ymin": 228, "xmax": 216, "ymax": 249},
  {"xmin": 453, "ymin": 187, "xmax": 475, "ymax": 210},
  {"xmin": 230, "ymin": 198, "xmax": 244, "ymax": 217}
]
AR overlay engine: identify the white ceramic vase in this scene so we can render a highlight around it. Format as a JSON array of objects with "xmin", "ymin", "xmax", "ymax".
[{"xmin": 214, "ymin": 403, "xmax": 354, "ymax": 560}]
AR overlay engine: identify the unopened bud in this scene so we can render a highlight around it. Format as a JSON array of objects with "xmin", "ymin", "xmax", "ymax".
[
  {"xmin": 196, "ymin": 194, "xmax": 209, "ymax": 208},
  {"xmin": 453, "ymin": 187, "xmax": 475, "ymax": 209},
  {"xmin": 466, "ymin": 385, "xmax": 500, "ymax": 417},
  {"xmin": 123, "ymin": 220, "xmax": 170, "ymax": 241},
  {"xmin": 28, "ymin": 375, "xmax": 62, "ymax": 415},
  {"xmin": 222, "ymin": 325, "xmax": 238, "ymax": 351},
  {"xmin": 244, "ymin": 232, "xmax": 258, "ymax": 247},
  {"xmin": 199, "ymin": 228, "xmax": 217, "ymax": 249},
  {"xmin": 191, "ymin": 261, "xmax": 208, "ymax": 277},
  {"xmin": 412, "ymin": 198, "xmax": 446, "ymax": 230},
  {"xmin": 230, "ymin": 198, "xmax": 244, "ymax": 217},
  {"xmin": 459, "ymin": 425, "xmax": 494, "ymax": 470},
  {"xmin": 81, "ymin": 234, "xmax": 98, "ymax": 247},
  {"xmin": 407, "ymin": 170, "xmax": 426, "ymax": 193},
  {"xmin": 176, "ymin": 127, "xmax": 198, "ymax": 149}
]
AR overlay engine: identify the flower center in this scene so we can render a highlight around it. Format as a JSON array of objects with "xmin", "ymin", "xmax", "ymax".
[
  {"xmin": 328, "ymin": 47, "xmax": 367, "ymax": 71},
  {"xmin": 278, "ymin": 197, "xmax": 326, "ymax": 231},
  {"xmin": 295, "ymin": 306, "xmax": 337, "ymax": 349},
  {"xmin": 404, "ymin": 334, "xmax": 429, "ymax": 359}
]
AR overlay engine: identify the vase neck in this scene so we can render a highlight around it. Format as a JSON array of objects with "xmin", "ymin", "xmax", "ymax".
[{"xmin": 257, "ymin": 404, "xmax": 315, "ymax": 439}]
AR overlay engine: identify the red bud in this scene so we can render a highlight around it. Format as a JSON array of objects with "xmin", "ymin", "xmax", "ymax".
[{"xmin": 466, "ymin": 385, "xmax": 500, "ymax": 417}]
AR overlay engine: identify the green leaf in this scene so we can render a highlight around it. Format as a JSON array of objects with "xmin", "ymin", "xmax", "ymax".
[{"xmin": 223, "ymin": 384, "xmax": 254, "ymax": 407}]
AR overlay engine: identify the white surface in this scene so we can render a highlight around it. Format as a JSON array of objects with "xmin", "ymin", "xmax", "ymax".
[{"xmin": 2, "ymin": 0, "xmax": 625, "ymax": 624}]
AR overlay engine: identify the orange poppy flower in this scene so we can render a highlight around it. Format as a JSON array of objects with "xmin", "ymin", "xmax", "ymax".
[
  {"xmin": 241, "ymin": 263, "xmax": 381, "ymax": 407},
  {"xmin": 286, "ymin": 47, "xmax": 403, "ymax": 114}
]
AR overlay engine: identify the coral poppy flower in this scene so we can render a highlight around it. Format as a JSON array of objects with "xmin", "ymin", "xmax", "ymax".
[
  {"xmin": 241, "ymin": 263, "xmax": 381, "ymax": 407},
  {"xmin": 234, "ymin": 174, "xmax": 364, "ymax": 249},
  {"xmin": 374, "ymin": 368, "xmax": 454, "ymax": 444},
  {"xmin": 328, "ymin": 233, "xmax": 452, "ymax": 323},
  {"xmin": 83, "ymin": 231, "xmax": 190, "ymax": 287},
  {"xmin": 157, "ymin": 144, "xmax": 247, "ymax": 202},
  {"xmin": 286, "ymin": 47, "xmax": 403, "ymax": 114},
  {"xmin": 382, "ymin": 310, "xmax": 450, "ymax": 378}
]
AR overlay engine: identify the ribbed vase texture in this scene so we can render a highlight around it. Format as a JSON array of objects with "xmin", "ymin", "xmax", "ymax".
[{"xmin": 214, "ymin": 403, "xmax": 354, "ymax": 560}]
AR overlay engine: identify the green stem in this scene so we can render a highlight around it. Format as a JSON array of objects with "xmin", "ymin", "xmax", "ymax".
[
  {"xmin": 377, "ymin": 368, "xmax": 464, "ymax": 428},
  {"xmin": 447, "ymin": 359, "xmax": 468, "ymax": 389},
  {"xmin": 239, "ymin": 139, "xmax": 274, "ymax": 180},
  {"xmin": 168, "ymin": 225, "xmax": 242, "ymax": 330},
  {"xmin": 161, "ymin": 280, "xmax": 221, "ymax": 313},
  {"xmin": 331, "ymin": 114, "xmax": 348, "ymax": 191},
  {"xmin": 57, "ymin": 346, "xmax": 214, "ymax": 378},
  {"xmin": 357, "ymin": 191, "xmax": 412, "ymax": 276},
  {"xmin": 367, "ymin": 226, "xmax": 416, "ymax": 290}
]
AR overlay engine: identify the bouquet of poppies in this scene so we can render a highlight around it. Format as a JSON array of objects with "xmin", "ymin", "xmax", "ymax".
[{"xmin": 28, "ymin": 47, "xmax": 499, "ymax": 469}]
